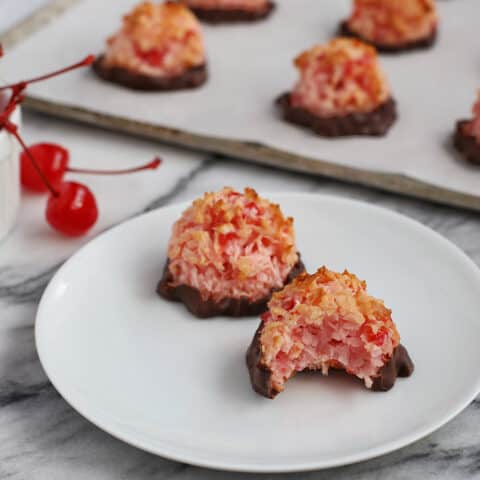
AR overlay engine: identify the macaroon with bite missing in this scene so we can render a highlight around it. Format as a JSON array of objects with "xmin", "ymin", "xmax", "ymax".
[{"xmin": 247, "ymin": 267, "xmax": 414, "ymax": 399}]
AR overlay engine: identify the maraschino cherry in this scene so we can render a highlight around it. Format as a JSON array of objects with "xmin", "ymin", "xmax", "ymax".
[
  {"xmin": 46, "ymin": 182, "xmax": 99, "ymax": 237},
  {"xmin": 21, "ymin": 142, "xmax": 161, "ymax": 192},
  {"xmin": 16, "ymin": 135, "xmax": 161, "ymax": 237},
  {"xmin": 20, "ymin": 143, "xmax": 69, "ymax": 192},
  {"xmin": 0, "ymin": 51, "xmax": 161, "ymax": 237},
  {"xmin": 9, "ymin": 122, "xmax": 100, "ymax": 236}
]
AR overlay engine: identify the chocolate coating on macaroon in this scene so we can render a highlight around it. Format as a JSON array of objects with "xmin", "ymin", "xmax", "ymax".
[
  {"xmin": 276, "ymin": 93, "xmax": 397, "ymax": 137},
  {"xmin": 157, "ymin": 254, "xmax": 305, "ymax": 318},
  {"xmin": 189, "ymin": 1, "xmax": 275, "ymax": 23},
  {"xmin": 92, "ymin": 55, "xmax": 207, "ymax": 91},
  {"xmin": 454, "ymin": 120, "xmax": 480, "ymax": 165},
  {"xmin": 246, "ymin": 322, "xmax": 281, "ymax": 398},
  {"xmin": 339, "ymin": 21, "xmax": 437, "ymax": 53},
  {"xmin": 371, "ymin": 344, "xmax": 414, "ymax": 391}
]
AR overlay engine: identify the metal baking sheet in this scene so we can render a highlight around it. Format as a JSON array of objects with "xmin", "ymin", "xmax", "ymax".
[{"xmin": 2, "ymin": 0, "xmax": 480, "ymax": 210}]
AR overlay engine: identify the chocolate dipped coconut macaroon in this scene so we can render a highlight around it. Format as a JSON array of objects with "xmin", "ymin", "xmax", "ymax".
[
  {"xmin": 93, "ymin": 1, "xmax": 207, "ymax": 91},
  {"xmin": 340, "ymin": 0, "xmax": 438, "ymax": 53},
  {"xmin": 454, "ymin": 91, "xmax": 480, "ymax": 166},
  {"xmin": 277, "ymin": 38, "xmax": 397, "ymax": 137},
  {"xmin": 247, "ymin": 267, "xmax": 414, "ymax": 399},
  {"xmin": 178, "ymin": 0, "xmax": 275, "ymax": 23},
  {"xmin": 157, "ymin": 187, "xmax": 305, "ymax": 318}
]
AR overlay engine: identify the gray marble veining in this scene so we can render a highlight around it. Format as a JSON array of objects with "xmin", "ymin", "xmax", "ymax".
[{"xmin": 1, "ymin": 108, "xmax": 480, "ymax": 479}]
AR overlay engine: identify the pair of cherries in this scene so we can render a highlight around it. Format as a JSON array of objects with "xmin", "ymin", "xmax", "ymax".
[
  {"xmin": 0, "ymin": 52, "xmax": 161, "ymax": 237},
  {"xmin": 21, "ymin": 143, "xmax": 161, "ymax": 236}
]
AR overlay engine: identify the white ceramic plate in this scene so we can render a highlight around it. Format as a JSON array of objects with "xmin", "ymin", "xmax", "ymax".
[{"xmin": 36, "ymin": 194, "xmax": 480, "ymax": 473}]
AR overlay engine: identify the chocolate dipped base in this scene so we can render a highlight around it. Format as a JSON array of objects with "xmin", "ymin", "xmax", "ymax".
[
  {"xmin": 157, "ymin": 255, "xmax": 305, "ymax": 318},
  {"xmin": 276, "ymin": 93, "xmax": 397, "ymax": 137},
  {"xmin": 246, "ymin": 322, "xmax": 414, "ymax": 399},
  {"xmin": 454, "ymin": 120, "xmax": 480, "ymax": 165},
  {"xmin": 371, "ymin": 344, "xmax": 414, "ymax": 391},
  {"xmin": 92, "ymin": 55, "xmax": 207, "ymax": 91},
  {"xmin": 189, "ymin": 1, "xmax": 275, "ymax": 23},
  {"xmin": 339, "ymin": 21, "xmax": 437, "ymax": 53}
]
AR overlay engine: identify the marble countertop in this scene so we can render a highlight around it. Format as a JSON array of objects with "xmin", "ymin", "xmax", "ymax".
[{"xmin": 2, "ymin": 3, "xmax": 480, "ymax": 479}]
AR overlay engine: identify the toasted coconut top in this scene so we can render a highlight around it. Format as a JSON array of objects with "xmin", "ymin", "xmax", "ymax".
[
  {"xmin": 259, "ymin": 266, "xmax": 401, "ymax": 389},
  {"xmin": 290, "ymin": 38, "xmax": 390, "ymax": 117},
  {"xmin": 167, "ymin": 187, "xmax": 299, "ymax": 301},
  {"xmin": 122, "ymin": 2, "xmax": 199, "ymax": 45},
  {"xmin": 261, "ymin": 266, "xmax": 400, "ymax": 358},
  {"xmin": 347, "ymin": 0, "xmax": 438, "ymax": 45},
  {"xmin": 103, "ymin": 1, "xmax": 205, "ymax": 77}
]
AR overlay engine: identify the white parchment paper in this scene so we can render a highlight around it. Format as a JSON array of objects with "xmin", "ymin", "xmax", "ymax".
[{"xmin": 2, "ymin": 0, "xmax": 480, "ymax": 196}]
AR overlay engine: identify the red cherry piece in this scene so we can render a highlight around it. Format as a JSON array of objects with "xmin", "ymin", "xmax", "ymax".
[
  {"xmin": 20, "ymin": 143, "xmax": 69, "ymax": 192},
  {"xmin": 46, "ymin": 182, "xmax": 98, "ymax": 237},
  {"xmin": 134, "ymin": 44, "xmax": 167, "ymax": 67}
]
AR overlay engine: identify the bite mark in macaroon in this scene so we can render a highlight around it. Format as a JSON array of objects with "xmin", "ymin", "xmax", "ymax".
[{"xmin": 246, "ymin": 267, "xmax": 414, "ymax": 398}]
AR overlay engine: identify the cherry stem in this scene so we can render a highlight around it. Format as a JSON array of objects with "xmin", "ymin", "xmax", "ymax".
[
  {"xmin": 0, "ymin": 55, "xmax": 95, "ymax": 91},
  {"xmin": 7, "ymin": 123, "xmax": 59, "ymax": 197},
  {"xmin": 0, "ymin": 54, "xmax": 97, "ymax": 198},
  {"xmin": 67, "ymin": 157, "xmax": 162, "ymax": 175}
]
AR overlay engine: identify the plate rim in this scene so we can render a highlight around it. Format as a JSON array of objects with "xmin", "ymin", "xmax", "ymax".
[{"xmin": 35, "ymin": 192, "xmax": 480, "ymax": 473}]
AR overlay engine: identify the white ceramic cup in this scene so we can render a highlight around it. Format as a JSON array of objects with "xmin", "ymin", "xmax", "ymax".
[{"xmin": 0, "ymin": 100, "xmax": 21, "ymax": 242}]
